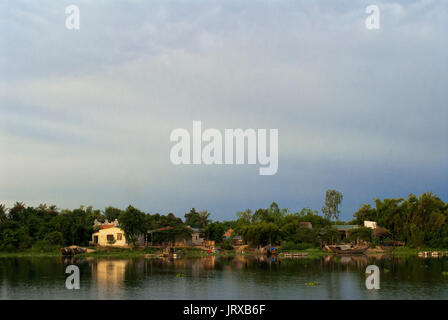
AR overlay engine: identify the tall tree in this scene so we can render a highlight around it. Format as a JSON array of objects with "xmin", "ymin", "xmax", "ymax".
[
  {"xmin": 322, "ymin": 189, "xmax": 343, "ymax": 221},
  {"xmin": 0, "ymin": 204, "xmax": 7, "ymax": 224},
  {"xmin": 8, "ymin": 201, "xmax": 25, "ymax": 222},
  {"xmin": 104, "ymin": 206, "xmax": 122, "ymax": 222},
  {"xmin": 198, "ymin": 211, "xmax": 211, "ymax": 228},
  {"xmin": 118, "ymin": 206, "xmax": 148, "ymax": 248},
  {"xmin": 184, "ymin": 208, "xmax": 202, "ymax": 228}
]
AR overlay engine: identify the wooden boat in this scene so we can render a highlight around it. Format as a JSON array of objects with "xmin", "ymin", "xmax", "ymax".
[
  {"xmin": 60, "ymin": 245, "xmax": 87, "ymax": 256},
  {"xmin": 328, "ymin": 245, "xmax": 369, "ymax": 255}
]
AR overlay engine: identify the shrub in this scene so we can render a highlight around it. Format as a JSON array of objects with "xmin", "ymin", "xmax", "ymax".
[
  {"xmin": 44, "ymin": 231, "xmax": 64, "ymax": 246},
  {"xmin": 220, "ymin": 239, "xmax": 234, "ymax": 250},
  {"xmin": 280, "ymin": 241, "xmax": 312, "ymax": 251}
]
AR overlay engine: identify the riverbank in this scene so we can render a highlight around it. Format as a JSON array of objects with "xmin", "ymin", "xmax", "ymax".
[{"xmin": 0, "ymin": 245, "xmax": 444, "ymax": 259}]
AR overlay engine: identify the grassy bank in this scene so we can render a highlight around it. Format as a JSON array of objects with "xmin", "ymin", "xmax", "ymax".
[
  {"xmin": 278, "ymin": 248, "xmax": 332, "ymax": 259},
  {"xmin": 2, "ymin": 245, "xmax": 439, "ymax": 259},
  {"xmin": 0, "ymin": 246, "xmax": 60, "ymax": 258}
]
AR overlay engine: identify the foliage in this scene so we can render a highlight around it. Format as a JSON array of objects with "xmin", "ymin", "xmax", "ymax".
[
  {"xmin": 44, "ymin": 231, "xmax": 64, "ymax": 245},
  {"xmin": 184, "ymin": 208, "xmax": 202, "ymax": 228},
  {"xmin": 118, "ymin": 206, "xmax": 147, "ymax": 247},
  {"xmin": 204, "ymin": 222, "xmax": 227, "ymax": 243},
  {"xmin": 280, "ymin": 241, "xmax": 312, "ymax": 251},
  {"xmin": 322, "ymin": 189, "xmax": 343, "ymax": 221},
  {"xmin": 354, "ymin": 192, "xmax": 448, "ymax": 248},
  {"xmin": 1, "ymin": 191, "xmax": 447, "ymax": 253},
  {"xmin": 348, "ymin": 227, "xmax": 372, "ymax": 243},
  {"xmin": 220, "ymin": 239, "xmax": 234, "ymax": 250}
]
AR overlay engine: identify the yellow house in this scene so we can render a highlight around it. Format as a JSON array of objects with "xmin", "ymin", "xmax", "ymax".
[{"xmin": 91, "ymin": 223, "xmax": 145, "ymax": 247}]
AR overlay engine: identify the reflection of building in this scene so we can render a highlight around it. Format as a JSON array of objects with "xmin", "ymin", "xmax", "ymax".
[
  {"xmin": 91, "ymin": 219, "xmax": 144, "ymax": 247},
  {"xmin": 92, "ymin": 260, "xmax": 128, "ymax": 287}
]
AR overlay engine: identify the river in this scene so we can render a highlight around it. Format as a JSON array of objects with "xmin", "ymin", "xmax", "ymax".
[{"xmin": 0, "ymin": 255, "xmax": 447, "ymax": 299}]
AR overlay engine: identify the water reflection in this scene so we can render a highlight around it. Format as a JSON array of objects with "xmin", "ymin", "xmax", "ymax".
[
  {"xmin": 91, "ymin": 260, "xmax": 128, "ymax": 288},
  {"xmin": 1, "ymin": 255, "xmax": 448, "ymax": 299}
]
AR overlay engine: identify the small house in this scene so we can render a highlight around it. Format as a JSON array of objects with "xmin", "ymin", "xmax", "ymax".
[
  {"xmin": 299, "ymin": 222, "xmax": 313, "ymax": 229},
  {"xmin": 364, "ymin": 221, "xmax": 377, "ymax": 229},
  {"xmin": 91, "ymin": 220, "xmax": 144, "ymax": 247},
  {"xmin": 223, "ymin": 228, "xmax": 243, "ymax": 246}
]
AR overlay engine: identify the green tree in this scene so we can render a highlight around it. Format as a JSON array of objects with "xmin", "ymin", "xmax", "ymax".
[
  {"xmin": 8, "ymin": 201, "xmax": 25, "ymax": 222},
  {"xmin": 204, "ymin": 222, "xmax": 226, "ymax": 243},
  {"xmin": 322, "ymin": 190, "xmax": 343, "ymax": 221},
  {"xmin": 118, "ymin": 206, "xmax": 148, "ymax": 248},
  {"xmin": 44, "ymin": 231, "xmax": 64, "ymax": 245},
  {"xmin": 198, "ymin": 210, "xmax": 211, "ymax": 228},
  {"xmin": 104, "ymin": 206, "xmax": 122, "ymax": 222},
  {"xmin": 184, "ymin": 208, "xmax": 202, "ymax": 228},
  {"xmin": 353, "ymin": 204, "xmax": 377, "ymax": 225},
  {"xmin": 0, "ymin": 204, "xmax": 7, "ymax": 224},
  {"xmin": 348, "ymin": 227, "xmax": 372, "ymax": 243}
]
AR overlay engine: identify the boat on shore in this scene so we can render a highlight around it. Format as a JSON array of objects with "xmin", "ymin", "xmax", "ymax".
[{"xmin": 326, "ymin": 244, "xmax": 369, "ymax": 255}]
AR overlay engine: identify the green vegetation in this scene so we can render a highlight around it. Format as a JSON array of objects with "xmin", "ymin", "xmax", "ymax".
[
  {"xmin": 322, "ymin": 189, "xmax": 343, "ymax": 221},
  {"xmin": 1, "ymin": 190, "xmax": 448, "ymax": 258},
  {"xmin": 353, "ymin": 192, "xmax": 448, "ymax": 248}
]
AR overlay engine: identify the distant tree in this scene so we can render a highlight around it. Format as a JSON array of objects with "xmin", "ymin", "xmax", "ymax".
[
  {"xmin": 104, "ymin": 206, "xmax": 122, "ymax": 222},
  {"xmin": 0, "ymin": 204, "xmax": 7, "ymax": 224},
  {"xmin": 198, "ymin": 211, "xmax": 211, "ymax": 228},
  {"xmin": 44, "ymin": 231, "xmax": 64, "ymax": 245},
  {"xmin": 204, "ymin": 222, "xmax": 226, "ymax": 243},
  {"xmin": 322, "ymin": 190, "xmax": 343, "ymax": 221},
  {"xmin": 118, "ymin": 206, "xmax": 147, "ymax": 248},
  {"xmin": 184, "ymin": 208, "xmax": 202, "ymax": 228},
  {"xmin": 353, "ymin": 204, "xmax": 377, "ymax": 225},
  {"xmin": 318, "ymin": 226, "xmax": 340, "ymax": 245},
  {"xmin": 236, "ymin": 209, "xmax": 251, "ymax": 224},
  {"xmin": 348, "ymin": 227, "xmax": 372, "ymax": 243},
  {"xmin": 8, "ymin": 201, "xmax": 25, "ymax": 222}
]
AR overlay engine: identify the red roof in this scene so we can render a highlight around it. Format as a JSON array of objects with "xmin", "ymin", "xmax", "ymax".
[
  {"xmin": 147, "ymin": 226, "xmax": 174, "ymax": 233},
  {"xmin": 223, "ymin": 228, "xmax": 233, "ymax": 238},
  {"xmin": 99, "ymin": 225, "xmax": 115, "ymax": 229}
]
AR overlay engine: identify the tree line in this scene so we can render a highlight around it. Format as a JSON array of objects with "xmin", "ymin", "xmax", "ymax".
[{"xmin": 0, "ymin": 190, "xmax": 447, "ymax": 251}]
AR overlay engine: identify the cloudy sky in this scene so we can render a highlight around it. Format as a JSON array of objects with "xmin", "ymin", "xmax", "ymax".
[{"xmin": 1, "ymin": 0, "xmax": 447, "ymax": 221}]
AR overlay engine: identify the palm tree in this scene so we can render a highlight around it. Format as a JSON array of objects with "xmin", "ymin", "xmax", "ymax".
[
  {"xmin": 8, "ymin": 201, "xmax": 25, "ymax": 221},
  {"xmin": 198, "ymin": 211, "xmax": 211, "ymax": 228},
  {"xmin": 0, "ymin": 204, "xmax": 7, "ymax": 224}
]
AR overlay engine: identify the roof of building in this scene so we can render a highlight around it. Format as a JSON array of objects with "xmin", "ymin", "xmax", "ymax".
[
  {"xmin": 99, "ymin": 225, "xmax": 116, "ymax": 230},
  {"xmin": 147, "ymin": 226, "xmax": 174, "ymax": 233},
  {"xmin": 223, "ymin": 228, "xmax": 234, "ymax": 238},
  {"xmin": 332, "ymin": 225, "xmax": 358, "ymax": 231}
]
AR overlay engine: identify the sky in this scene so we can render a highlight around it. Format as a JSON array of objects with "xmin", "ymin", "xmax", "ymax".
[{"xmin": 0, "ymin": 0, "xmax": 447, "ymax": 221}]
